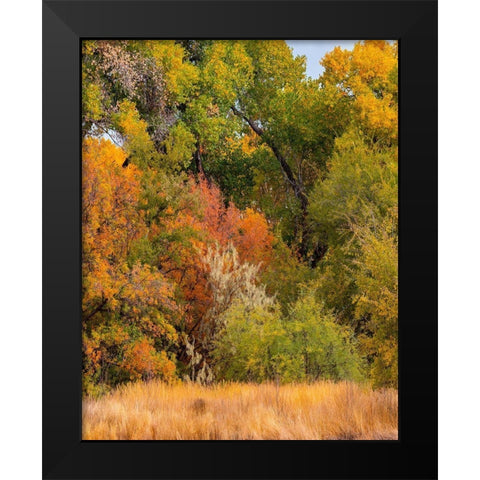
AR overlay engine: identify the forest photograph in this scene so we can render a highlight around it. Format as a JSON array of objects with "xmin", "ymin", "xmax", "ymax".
[{"xmin": 81, "ymin": 39, "xmax": 398, "ymax": 440}]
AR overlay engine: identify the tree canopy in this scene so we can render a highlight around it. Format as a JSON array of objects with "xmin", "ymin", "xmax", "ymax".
[{"xmin": 82, "ymin": 40, "xmax": 398, "ymax": 395}]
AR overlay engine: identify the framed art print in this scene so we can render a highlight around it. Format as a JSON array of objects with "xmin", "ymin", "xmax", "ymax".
[{"xmin": 43, "ymin": 1, "xmax": 437, "ymax": 478}]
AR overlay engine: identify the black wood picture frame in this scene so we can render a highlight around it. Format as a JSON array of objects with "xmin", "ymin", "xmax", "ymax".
[{"xmin": 43, "ymin": 1, "xmax": 438, "ymax": 478}]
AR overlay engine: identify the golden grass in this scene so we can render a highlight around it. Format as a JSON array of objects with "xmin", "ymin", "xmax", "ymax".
[{"xmin": 82, "ymin": 380, "xmax": 398, "ymax": 440}]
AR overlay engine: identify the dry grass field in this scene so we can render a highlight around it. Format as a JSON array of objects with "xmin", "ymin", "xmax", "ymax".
[{"xmin": 82, "ymin": 381, "xmax": 398, "ymax": 440}]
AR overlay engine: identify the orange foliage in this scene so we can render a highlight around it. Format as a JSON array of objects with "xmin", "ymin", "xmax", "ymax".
[
  {"xmin": 121, "ymin": 338, "xmax": 176, "ymax": 381},
  {"xmin": 82, "ymin": 138, "xmax": 178, "ymax": 389},
  {"xmin": 232, "ymin": 207, "xmax": 274, "ymax": 265},
  {"xmin": 82, "ymin": 137, "xmax": 144, "ymax": 311},
  {"xmin": 191, "ymin": 177, "xmax": 273, "ymax": 265},
  {"xmin": 155, "ymin": 176, "xmax": 274, "ymax": 336},
  {"xmin": 82, "ymin": 139, "xmax": 274, "ymax": 387}
]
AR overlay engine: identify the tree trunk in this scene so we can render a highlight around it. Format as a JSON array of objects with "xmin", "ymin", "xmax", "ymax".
[
  {"xmin": 193, "ymin": 142, "xmax": 205, "ymax": 176},
  {"xmin": 231, "ymin": 106, "xmax": 325, "ymax": 265}
]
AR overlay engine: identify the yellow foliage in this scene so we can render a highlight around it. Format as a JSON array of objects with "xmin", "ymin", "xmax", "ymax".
[
  {"xmin": 145, "ymin": 40, "xmax": 199, "ymax": 102},
  {"xmin": 113, "ymin": 100, "xmax": 157, "ymax": 166},
  {"xmin": 322, "ymin": 41, "xmax": 398, "ymax": 143}
]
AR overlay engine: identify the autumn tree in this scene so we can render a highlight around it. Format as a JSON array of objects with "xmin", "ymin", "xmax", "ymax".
[
  {"xmin": 82, "ymin": 40, "xmax": 173, "ymax": 146},
  {"xmin": 199, "ymin": 40, "xmax": 350, "ymax": 263},
  {"xmin": 82, "ymin": 138, "xmax": 178, "ymax": 394},
  {"xmin": 321, "ymin": 40, "xmax": 398, "ymax": 146},
  {"xmin": 308, "ymin": 112, "xmax": 398, "ymax": 388},
  {"xmin": 353, "ymin": 208, "xmax": 398, "ymax": 388}
]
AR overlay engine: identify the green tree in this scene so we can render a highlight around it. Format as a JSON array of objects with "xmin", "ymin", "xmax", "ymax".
[
  {"xmin": 212, "ymin": 299, "xmax": 292, "ymax": 382},
  {"xmin": 308, "ymin": 130, "xmax": 398, "ymax": 387},
  {"xmin": 286, "ymin": 292, "xmax": 364, "ymax": 382},
  {"xmin": 213, "ymin": 290, "xmax": 363, "ymax": 383},
  {"xmin": 353, "ymin": 208, "xmax": 398, "ymax": 388}
]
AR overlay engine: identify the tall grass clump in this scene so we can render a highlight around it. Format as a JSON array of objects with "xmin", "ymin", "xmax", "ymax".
[{"xmin": 82, "ymin": 380, "xmax": 398, "ymax": 440}]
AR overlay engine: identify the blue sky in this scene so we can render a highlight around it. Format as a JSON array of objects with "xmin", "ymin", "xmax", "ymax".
[{"xmin": 286, "ymin": 40, "xmax": 359, "ymax": 79}]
